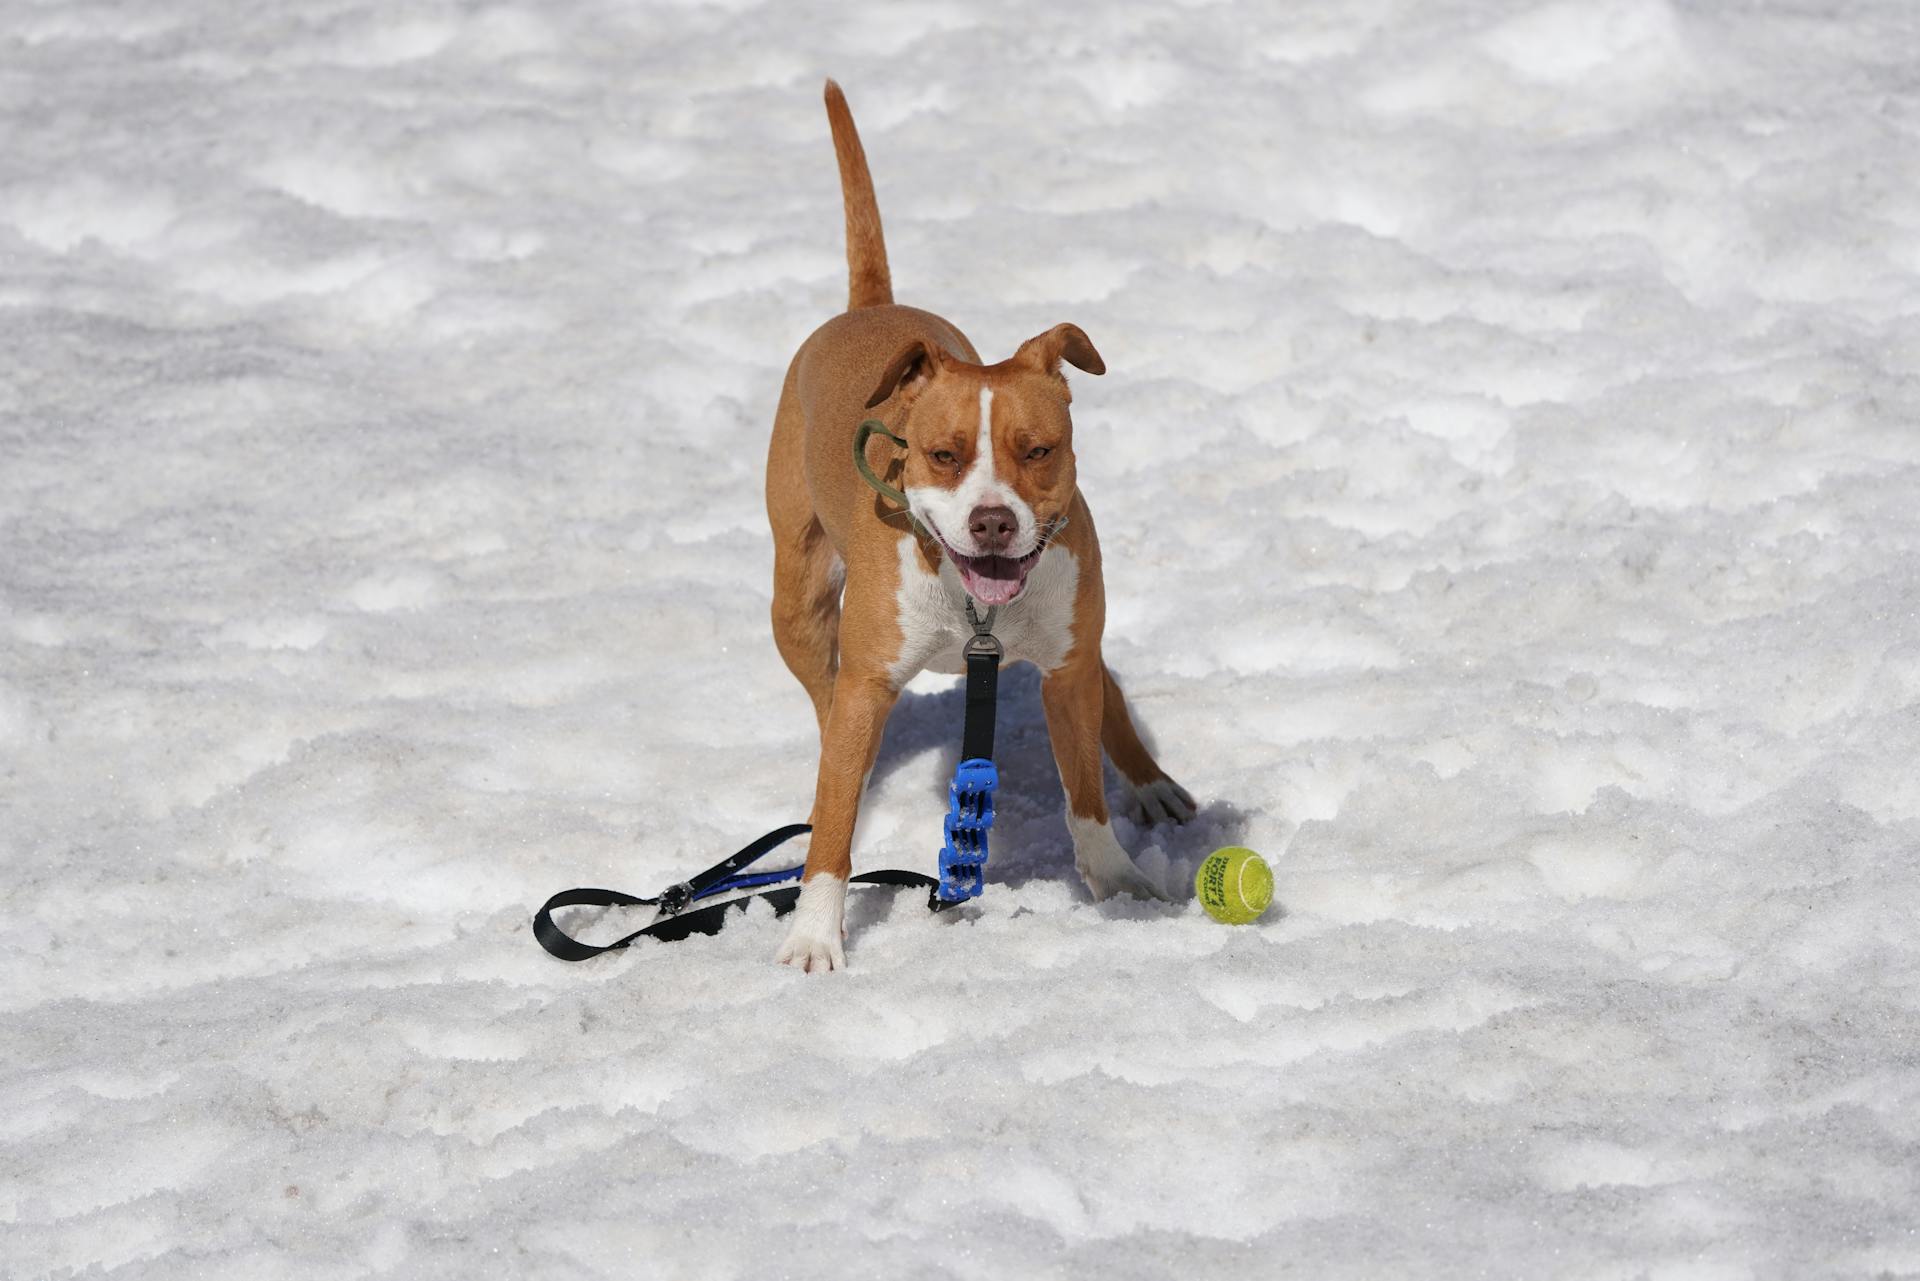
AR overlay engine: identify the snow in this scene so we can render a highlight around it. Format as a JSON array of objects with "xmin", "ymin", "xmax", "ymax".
[{"xmin": 4, "ymin": 0, "xmax": 1920, "ymax": 1276}]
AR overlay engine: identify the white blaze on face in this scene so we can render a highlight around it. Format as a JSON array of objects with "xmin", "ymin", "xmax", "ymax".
[{"xmin": 906, "ymin": 386, "xmax": 1040, "ymax": 557}]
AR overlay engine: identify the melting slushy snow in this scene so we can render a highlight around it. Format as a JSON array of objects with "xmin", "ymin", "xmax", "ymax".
[{"xmin": 5, "ymin": 1, "xmax": 1920, "ymax": 1277}]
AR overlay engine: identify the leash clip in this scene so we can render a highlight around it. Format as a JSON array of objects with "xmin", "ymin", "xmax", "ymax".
[
  {"xmin": 657, "ymin": 881, "xmax": 694, "ymax": 916},
  {"xmin": 963, "ymin": 631, "xmax": 1002, "ymax": 661},
  {"xmin": 963, "ymin": 600, "xmax": 1001, "ymax": 659}
]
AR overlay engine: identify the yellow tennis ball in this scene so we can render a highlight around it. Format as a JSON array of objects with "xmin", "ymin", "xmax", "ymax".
[{"xmin": 1195, "ymin": 847, "xmax": 1273, "ymax": 924}]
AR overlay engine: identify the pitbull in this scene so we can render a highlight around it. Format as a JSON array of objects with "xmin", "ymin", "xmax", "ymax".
[{"xmin": 765, "ymin": 82, "xmax": 1194, "ymax": 971}]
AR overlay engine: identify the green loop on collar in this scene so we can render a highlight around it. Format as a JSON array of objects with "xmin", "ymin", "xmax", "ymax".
[
  {"xmin": 854, "ymin": 418, "xmax": 910, "ymax": 508},
  {"xmin": 854, "ymin": 419, "xmax": 937, "ymax": 544}
]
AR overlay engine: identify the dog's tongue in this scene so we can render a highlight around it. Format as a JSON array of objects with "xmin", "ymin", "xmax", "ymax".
[{"xmin": 956, "ymin": 553, "xmax": 1031, "ymax": 606}]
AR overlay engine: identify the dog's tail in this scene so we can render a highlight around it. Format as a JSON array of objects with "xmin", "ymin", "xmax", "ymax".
[{"xmin": 824, "ymin": 79, "xmax": 893, "ymax": 311}]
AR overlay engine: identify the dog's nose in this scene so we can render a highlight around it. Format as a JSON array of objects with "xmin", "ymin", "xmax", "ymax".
[{"xmin": 968, "ymin": 504, "xmax": 1017, "ymax": 554}]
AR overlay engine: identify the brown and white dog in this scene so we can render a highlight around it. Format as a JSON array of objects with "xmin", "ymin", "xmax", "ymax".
[{"xmin": 765, "ymin": 82, "xmax": 1195, "ymax": 971}]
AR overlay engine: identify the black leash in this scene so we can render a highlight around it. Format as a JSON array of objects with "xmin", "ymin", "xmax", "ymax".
[
  {"xmin": 532, "ymin": 824, "xmax": 945, "ymax": 961},
  {"xmin": 532, "ymin": 606, "xmax": 1003, "ymax": 962},
  {"xmin": 961, "ymin": 600, "xmax": 999, "ymax": 761}
]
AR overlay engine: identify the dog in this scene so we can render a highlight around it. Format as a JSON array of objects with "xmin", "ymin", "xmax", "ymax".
[{"xmin": 765, "ymin": 82, "xmax": 1195, "ymax": 971}]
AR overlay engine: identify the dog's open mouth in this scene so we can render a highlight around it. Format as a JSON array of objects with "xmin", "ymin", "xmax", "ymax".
[{"xmin": 942, "ymin": 541, "xmax": 1043, "ymax": 606}]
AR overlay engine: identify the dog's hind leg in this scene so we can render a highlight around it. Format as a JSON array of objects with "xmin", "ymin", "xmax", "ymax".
[
  {"xmin": 770, "ymin": 520, "xmax": 841, "ymax": 739},
  {"xmin": 767, "ymin": 375, "xmax": 842, "ymax": 740},
  {"xmin": 1101, "ymin": 663, "xmax": 1196, "ymax": 825}
]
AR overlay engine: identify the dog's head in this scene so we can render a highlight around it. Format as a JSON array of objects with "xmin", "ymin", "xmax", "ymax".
[{"xmin": 865, "ymin": 324, "xmax": 1104, "ymax": 606}]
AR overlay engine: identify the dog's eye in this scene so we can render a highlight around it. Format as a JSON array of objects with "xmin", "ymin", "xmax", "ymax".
[
  {"xmin": 930, "ymin": 449, "xmax": 957, "ymax": 466},
  {"xmin": 1026, "ymin": 446, "xmax": 1051, "ymax": 461}
]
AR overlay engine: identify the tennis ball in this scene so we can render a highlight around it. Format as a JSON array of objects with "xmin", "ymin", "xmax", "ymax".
[{"xmin": 1195, "ymin": 847, "xmax": 1273, "ymax": 924}]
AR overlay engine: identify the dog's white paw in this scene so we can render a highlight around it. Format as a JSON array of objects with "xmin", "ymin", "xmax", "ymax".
[
  {"xmin": 1081, "ymin": 858, "xmax": 1167, "ymax": 903},
  {"xmin": 1068, "ymin": 813, "xmax": 1169, "ymax": 903},
  {"xmin": 776, "ymin": 876, "xmax": 848, "ymax": 973},
  {"xmin": 1126, "ymin": 776, "xmax": 1197, "ymax": 826}
]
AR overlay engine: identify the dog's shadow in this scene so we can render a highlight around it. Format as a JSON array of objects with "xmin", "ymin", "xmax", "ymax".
[{"xmin": 856, "ymin": 664, "xmax": 1254, "ymax": 915}]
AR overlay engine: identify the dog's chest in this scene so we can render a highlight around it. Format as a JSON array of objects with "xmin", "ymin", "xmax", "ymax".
[{"xmin": 887, "ymin": 537, "xmax": 1080, "ymax": 684}]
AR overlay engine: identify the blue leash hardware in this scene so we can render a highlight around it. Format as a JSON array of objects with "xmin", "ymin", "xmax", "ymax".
[
  {"xmin": 937, "ymin": 603, "xmax": 1002, "ymax": 905},
  {"xmin": 531, "ymin": 598, "xmax": 1005, "ymax": 958},
  {"xmin": 938, "ymin": 758, "xmax": 997, "ymax": 903}
]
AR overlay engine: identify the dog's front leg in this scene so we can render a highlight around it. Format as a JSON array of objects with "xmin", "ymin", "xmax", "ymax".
[
  {"xmin": 778, "ymin": 666, "xmax": 899, "ymax": 972},
  {"xmin": 1043, "ymin": 653, "xmax": 1168, "ymax": 903}
]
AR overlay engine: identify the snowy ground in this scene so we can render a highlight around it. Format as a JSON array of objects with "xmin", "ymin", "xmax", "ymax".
[{"xmin": 5, "ymin": 0, "xmax": 1920, "ymax": 1276}]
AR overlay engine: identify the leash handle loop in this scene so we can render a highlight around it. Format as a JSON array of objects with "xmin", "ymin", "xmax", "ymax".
[{"xmin": 532, "ymin": 885, "xmax": 659, "ymax": 961}]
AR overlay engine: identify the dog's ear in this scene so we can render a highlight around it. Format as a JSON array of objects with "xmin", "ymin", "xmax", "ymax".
[
  {"xmin": 865, "ymin": 339, "xmax": 940, "ymax": 409},
  {"xmin": 1015, "ymin": 323, "xmax": 1105, "ymax": 377}
]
